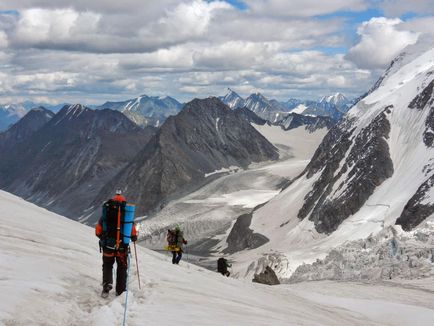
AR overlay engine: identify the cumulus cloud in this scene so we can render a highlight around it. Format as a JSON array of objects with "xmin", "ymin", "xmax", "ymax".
[
  {"xmin": 157, "ymin": 0, "xmax": 231, "ymax": 38},
  {"xmin": 12, "ymin": 8, "xmax": 101, "ymax": 47},
  {"xmin": 346, "ymin": 17, "xmax": 419, "ymax": 70},
  {"xmin": 6, "ymin": 2, "xmax": 233, "ymax": 53}
]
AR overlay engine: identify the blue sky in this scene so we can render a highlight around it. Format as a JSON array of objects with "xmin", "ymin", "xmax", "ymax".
[{"xmin": 0, "ymin": 0, "xmax": 432, "ymax": 104}]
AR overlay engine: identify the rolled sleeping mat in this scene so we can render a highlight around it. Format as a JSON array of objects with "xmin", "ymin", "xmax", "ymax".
[{"xmin": 122, "ymin": 204, "xmax": 135, "ymax": 244}]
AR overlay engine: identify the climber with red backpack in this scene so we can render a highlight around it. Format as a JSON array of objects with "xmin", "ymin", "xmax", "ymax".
[{"xmin": 95, "ymin": 190, "xmax": 137, "ymax": 298}]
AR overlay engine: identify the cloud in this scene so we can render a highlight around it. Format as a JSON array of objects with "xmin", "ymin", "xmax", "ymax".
[
  {"xmin": 0, "ymin": 0, "xmax": 178, "ymax": 15},
  {"xmin": 400, "ymin": 16, "xmax": 434, "ymax": 38},
  {"xmin": 6, "ymin": 2, "xmax": 233, "ymax": 53},
  {"xmin": 244, "ymin": 0, "xmax": 367, "ymax": 17},
  {"xmin": 10, "ymin": 8, "xmax": 105, "ymax": 50},
  {"xmin": 193, "ymin": 41, "xmax": 276, "ymax": 69},
  {"xmin": 1, "ymin": 1, "xmax": 431, "ymax": 105},
  {"xmin": 346, "ymin": 17, "xmax": 419, "ymax": 69},
  {"xmin": 379, "ymin": 0, "xmax": 434, "ymax": 17},
  {"xmin": 156, "ymin": 1, "xmax": 232, "ymax": 39},
  {"xmin": 0, "ymin": 31, "xmax": 8, "ymax": 48}
]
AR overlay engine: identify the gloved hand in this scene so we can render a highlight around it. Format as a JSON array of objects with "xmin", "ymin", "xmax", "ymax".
[{"xmin": 131, "ymin": 235, "xmax": 137, "ymax": 242}]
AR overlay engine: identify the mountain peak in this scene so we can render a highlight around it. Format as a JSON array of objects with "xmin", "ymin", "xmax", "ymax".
[
  {"xmin": 63, "ymin": 104, "xmax": 89, "ymax": 115},
  {"xmin": 320, "ymin": 93, "xmax": 349, "ymax": 105}
]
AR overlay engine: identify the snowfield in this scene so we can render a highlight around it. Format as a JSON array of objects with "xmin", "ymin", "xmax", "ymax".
[{"xmin": 1, "ymin": 190, "xmax": 434, "ymax": 326}]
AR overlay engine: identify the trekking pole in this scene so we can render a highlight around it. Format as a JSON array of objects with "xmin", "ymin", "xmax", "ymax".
[
  {"xmin": 122, "ymin": 253, "xmax": 131, "ymax": 326},
  {"xmin": 133, "ymin": 242, "xmax": 141, "ymax": 290}
]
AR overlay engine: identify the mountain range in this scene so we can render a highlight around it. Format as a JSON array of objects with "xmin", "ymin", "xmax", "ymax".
[
  {"xmin": 219, "ymin": 88, "xmax": 352, "ymax": 122},
  {"xmin": 0, "ymin": 98, "xmax": 279, "ymax": 223},
  {"xmin": 0, "ymin": 104, "xmax": 156, "ymax": 219},
  {"xmin": 1, "ymin": 90, "xmax": 350, "ymax": 133},
  {"xmin": 0, "ymin": 102, "xmax": 67, "ymax": 131},
  {"xmin": 88, "ymin": 97, "xmax": 279, "ymax": 221}
]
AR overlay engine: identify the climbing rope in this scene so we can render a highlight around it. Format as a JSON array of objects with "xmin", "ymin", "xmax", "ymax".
[{"xmin": 122, "ymin": 253, "xmax": 131, "ymax": 326}]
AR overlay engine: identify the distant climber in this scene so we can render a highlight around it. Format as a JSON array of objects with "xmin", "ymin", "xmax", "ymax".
[
  {"xmin": 217, "ymin": 257, "xmax": 231, "ymax": 277},
  {"xmin": 166, "ymin": 225, "xmax": 187, "ymax": 264},
  {"xmin": 95, "ymin": 190, "xmax": 137, "ymax": 298}
]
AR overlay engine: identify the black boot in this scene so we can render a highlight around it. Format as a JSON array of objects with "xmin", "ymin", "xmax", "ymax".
[{"xmin": 101, "ymin": 282, "xmax": 113, "ymax": 298}]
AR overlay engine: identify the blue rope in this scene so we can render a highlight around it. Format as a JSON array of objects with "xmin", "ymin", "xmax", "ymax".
[{"xmin": 122, "ymin": 253, "xmax": 131, "ymax": 326}]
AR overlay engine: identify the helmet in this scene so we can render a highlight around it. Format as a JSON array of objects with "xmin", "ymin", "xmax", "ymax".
[{"xmin": 112, "ymin": 189, "xmax": 126, "ymax": 202}]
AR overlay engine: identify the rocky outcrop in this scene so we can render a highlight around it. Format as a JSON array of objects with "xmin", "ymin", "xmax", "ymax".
[
  {"xmin": 297, "ymin": 119, "xmax": 355, "ymax": 223},
  {"xmin": 235, "ymin": 107, "xmax": 267, "ymax": 125},
  {"xmin": 252, "ymin": 266, "xmax": 280, "ymax": 285},
  {"xmin": 396, "ymin": 174, "xmax": 434, "ymax": 231},
  {"xmin": 276, "ymin": 112, "xmax": 334, "ymax": 132},
  {"xmin": 299, "ymin": 107, "xmax": 394, "ymax": 234},
  {"xmin": 408, "ymin": 79, "xmax": 434, "ymax": 110},
  {"xmin": 223, "ymin": 212, "xmax": 269, "ymax": 254},
  {"xmin": 425, "ymin": 106, "xmax": 434, "ymax": 147}
]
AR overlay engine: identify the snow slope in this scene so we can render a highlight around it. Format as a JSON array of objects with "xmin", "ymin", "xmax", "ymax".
[{"xmin": 2, "ymin": 190, "xmax": 434, "ymax": 326}]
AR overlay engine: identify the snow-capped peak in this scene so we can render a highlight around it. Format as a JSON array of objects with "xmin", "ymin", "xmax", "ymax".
[
  {"xmin": 65, "ymin": 104, "xmax": 88, "ymax": 117},
  {"xmin": 220, "ymin": 88, "xmax": 245, "ymax": 109},
  {"xmin": 320, "ymin": 93, "xmax": 349, "ymax": 106}
]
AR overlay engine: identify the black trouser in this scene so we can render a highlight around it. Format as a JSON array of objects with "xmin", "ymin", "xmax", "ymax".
[
  {"xmin": 102, "ymin": 250, "xmax": 128, "ymax": 295},
  {"xmin": 172, "ymin": 251, "xmax": 182, "ymax": 264}
]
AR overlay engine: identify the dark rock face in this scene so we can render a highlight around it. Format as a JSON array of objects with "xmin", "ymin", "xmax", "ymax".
[
  {"xmin": 92, "ymin": 97, "xmax": 279, "ymax": 219},
  {"xmin": 235, "ymin": 107, "xmax": 267, "ymax": 125},
  {"xmin": 0, "ymin": 104, "xmax": 155, "ymax": 219},
  {"xmin": 408, "ymin": 79, "xmax": 434, "ymax": 110},
  {"xmin": 0, "ymin": 107, "xmax": 54, "ymax": 152},
  {"xmin": 424, "ymin": 107, "xmax": 434, "ymax": 147},
  {"xmin": 299, "ymin": 108, "xmax": 394, "ymax": 234},
  {"xmin": 396, "ymin": 174, "xmax": 434, "ymax": 231},
  {"xmin": 394, "ymin": 79, "xmax": 434, "ymax": 231},
  {"xmin": 223, "ymin": 212, "xmax": 269, "ymax": 254},
  {"xmin": 408, "ymin": 79, "xmax": 434, "ymax": 148},
  {"xmin": 252, "ymin": 266, "xmax": 280, "ymax": 285},
  {"xmin": 276, "ymin": 112, "xmax": 334, "ymax": 132},
  {"xmin": 298, "ymin": 119, "xmax": 355, "ymax": 220}
]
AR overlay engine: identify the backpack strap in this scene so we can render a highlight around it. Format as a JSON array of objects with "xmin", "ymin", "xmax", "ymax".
[
  {"xmin": 116, "ymin": 205, "xmax": 121, "ymax": 250},
  {"xmin": 102, "ymin": 202, "xmax": 108, "ymax": 233}
]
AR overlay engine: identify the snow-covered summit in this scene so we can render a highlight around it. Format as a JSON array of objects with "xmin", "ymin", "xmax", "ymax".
[
  {"xmin": 220, "ymin": 88, "xmax": 245, "ymax": 109},
  {"xmin": 319, "ymin": 93, "xmax": 349, "ymax": 107},
  {"xmin": 97, "ymin": 94, "xmax": 182, "ymax": 127}
]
